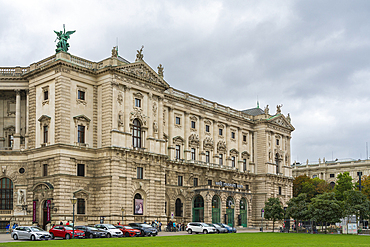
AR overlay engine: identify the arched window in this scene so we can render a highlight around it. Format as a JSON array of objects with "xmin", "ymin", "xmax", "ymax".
[
  {"xmin": 132, "ymin": 119, "xmax": 141, "ymax": 148},
  {"xmin": 194, "ymin": 195, "xmax": 204, "ymax": 208},
  {"xmin": 0, "ymin": 178, "xmax": 13, "ymax": 210},
  {"xmin": 330, "ymin": 181, "xmax": 335, "ymax": 189},
  {"xmin": 134, "ymin": 193, "xmax": 143, "ymax": 215},
  {"xmin": 175, "ymin": 198, "xmax": 183, "ymax": 217}
]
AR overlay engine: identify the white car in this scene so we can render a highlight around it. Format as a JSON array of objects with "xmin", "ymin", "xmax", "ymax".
[
  {"xmin": 186, "ymin": 222, "xmax": 216, "ymax": 234},
  {"xmin": 94, "ymin": 224, "xmax": 123, "ymax": 238},
  {"xmin": 11, "ymin": 226, "xmax": 51, "ymax": 241}
]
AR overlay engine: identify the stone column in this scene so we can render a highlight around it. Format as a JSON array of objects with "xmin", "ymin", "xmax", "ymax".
[
  {"xmin": 198, "ymin": 116, "xmax": 204, "ymax": 161},
  {"xmin": 124, "ymin": 86, "xmax": 131, "ymax": 147},
  {"xmin": 147, "ymin": 93, "xmax": 153, "ymax": 138},
  {"xmin": 238, "ymin": 127, "xmax": 243, "ymax": 171},
  {"xmin": 225, "ymin": 124, "xmax": 230, "ymax": 166},
  {"xmin": 13, "ymin": 89, "xmax": 21, "ymax": 150},
  {"xmin": 168, "ymin": 107, "xmax": 174, "ymax": 159},
  {"xmin": 25, "ymin": 90, "xmax": 29, "ymax": 149},
  {"xmin": 184, "ymin": 112, "xmax": 189, "ymax": 160},
  {"xmin": 158, "ymin": 97, "xmax": 164, "ymax": 139},
  {"xmin": 213, "ymin": 120, "xmax": 218, "ymax": 163}
]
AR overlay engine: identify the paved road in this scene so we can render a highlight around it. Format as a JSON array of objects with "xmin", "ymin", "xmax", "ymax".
[{"xmin": 0, "ymin": 228, "xmax": 271, "ymax": 243}]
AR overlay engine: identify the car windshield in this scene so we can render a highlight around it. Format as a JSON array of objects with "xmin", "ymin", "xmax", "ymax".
[
  {"xmin": 64, "ymin": 226, "xmax": 73, "ymax": 230},
  {"xmin": 87, "ymin": 227, "xmax": 98, "ymax": 231},
  {"xmin": 139, "ymin": 224, "xmax": 152, "ymax": 228},
  {"xmin": 124, "ymin": 226, "xmax": 134, "ymax": 229},
  {"xmin": 200, "ymin": 223, "xmax": 209, "ymax": 227},
  {"xmin": 115, "ymin": 225, "xmax": 123, "ymax": 228},
  {"xmin": 106, "ymin": 225, "xmax": 116, "ymax": 229},
  {"xmin": 221, "ymin": 224, "xmax": 229, "ymax": 228},
  {"xmin": 30, "ymin": 227, "xmax": 44, "ymax": 232}
]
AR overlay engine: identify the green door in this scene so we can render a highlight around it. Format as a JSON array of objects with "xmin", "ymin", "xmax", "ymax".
[
  {"xmin": 226, "ymin": 208, "xmax": 234, "ymax": 227},
  {"xmin": 193, "ymin": 195, "xmax": 204, "ymax": 222},
  {"xmin": 240, "ymin": 198, "xmax": 247, "ymax": 227},
  {"xmin": 212, "ymin": 195, "xmax": 220, "ymax": 223}
]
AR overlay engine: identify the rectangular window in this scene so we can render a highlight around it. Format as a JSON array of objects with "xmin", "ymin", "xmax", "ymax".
[
  {"xmin": 191, "ymin": 121, "xmax": 196, "ymax": 129},
  {"xmin": 245, "ymin": 184, "xmax": 249, "ymax": 190},
  {"xmin": 43, "ymin": 126, "xmax": 48, "ymax": 143},
  {"xmin": 44, "ymin": 90, "xmax": 48, "ymax": 100},
  {"xmin": 219, "ymin": 154, "xmax": 223, "ymax": 165},
  {"xmin": 175, "ymin": 145, "xmax": 181, "ymax": 159},
  {"xmin": 77, "ymin": 198, "xmax": 85, "ymax": 214},
  {"xmin": 137, "ymin": 167, "xmax": 143, "ymax": 179},
  {"xmin": 208, "ymin": 180, "xmax": 212, "ymax": 186},
  {"xmin": 279, "ymin": 187, "xmax": 282, "ymax": 195},
  {"xmin": 77, "ymin": 125, "xmax": 85, "ymax": 143},
  {"xmin": 135, "ymin": 98, "xmax": 141, "ymax": 107},
  {"xmin": 193, "ymin": 178, "xmax": 198, "ymax": 187},
  {"xmin": 219, "ymin": 129, "xmax": 223, "ymax": 136},
  {"xmin": 231, "ymin": 156, "xmax": 235, "ymax": 167},
  {"xmin": 78, "ymin": 90, "xmax": 85, "ymax": 100},
  {"xmin": 276, "ymin": 139, "xmax": 279, "ymax": 145},
  {"xmin": 43, "ymin": 164, "xmax": 47, "ymax": 177},
  {"xmin": 165, "ymin": 174, "xmax": 167, "ymax": 185},
  {"xmin": 243, "ymin": 159, "xmax": 247, "ymax": 171},
  {"xmin": 178, "ymin": 176, "xmax": 183, "ymax": 186},
  {"xmin": 231, "ymin": 132, "xmax": 235, "ymax": 139},
  {"xmin": 243, "ymin": 135, "xmax": 247, "ymax": 142},
  {"xmin": 205, "ymin": 125, "xmax": 210, "ymax": 132},
  {"xmin": 205, "ymin": 151, "xmax": 210, "ymax": 163},
  {"xmin": 312, "ymin": 175, "xmax": 317, "ymax": 178},
  {"xmin": 191, "ymin": 148, "xmax": 196, "ymax": 160},
  {"xmin": 77, "ymin": 164, "xmax": 85, "ymax": 177},
  {"xmin": 330, "ymin": 174, "xmax": 335, "ymax": 178},
  {"xmin": 176, "ymin": 117, "xmax": 181, "ymax": 125}
]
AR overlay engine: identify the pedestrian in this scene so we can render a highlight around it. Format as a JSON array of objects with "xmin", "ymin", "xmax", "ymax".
[
  {"xmin": 159, "ymin": 221, "xmax": 162, "ymax": 232},
  {"xmin": 60, "ymin": 221, "xmax": 63, "ymax": 225},
  {"xmin": 5, "ymin": 223, "xmax": 10, "ymax": 234},
  {"xmin": 12, "ymin": 223, "xmax": 17, "ymax": 232},
  {"xmin": 66, "ymin": 221, "xmax": 70, "ymax": 226},
  {"xmin": 118, "ymin": 222, "xmax": 121, "ymax": 225},
  {"xmin": 173, "ymin": 222, "xmax": 176, "ymax": 232}
]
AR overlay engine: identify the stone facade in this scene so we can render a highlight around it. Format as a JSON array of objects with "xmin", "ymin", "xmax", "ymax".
[
  {"xmin": 292, "ymin": 158, "xmax": 368, "ymax": 187},
  {"xmin": 0, "ymin": 49, "xmax": 294, "ymax": 230}
]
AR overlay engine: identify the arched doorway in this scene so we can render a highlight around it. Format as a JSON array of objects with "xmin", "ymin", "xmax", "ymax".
[
  {"xmin": 175, "ymin": 198, "xmax": 183, "ymax": 217},
  {"xmin": 134, "ymin": 193, "xmax": 143, "ymax": 215},
  {"xmin": 212, "ymin": 195, "xmax": 220, "ymax": 223},
  {"xmin": 226, "ymin": 197, "xmax": 234, "ymax": 227},
  {"xmin": 192, "ymin": 195, "xmax": 204, "ymax": 222},
  {"xmin": 330, "ymin": 182, "xmax": 335, "ymax": 189},
  {"xmin": 240, "ymin": 198, "xmax": 247, "ymax": 227},
  {"xmin": 42, "ymin": 200, "xmax": 50, "ymax": 230}
]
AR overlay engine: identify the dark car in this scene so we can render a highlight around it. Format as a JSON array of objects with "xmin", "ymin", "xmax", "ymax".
[
  {"xmin": 218, "ymin": 223, "xmax": 237, "ymax": 233},
  {"xmin": 115, "ymin": 225, "xmax": 141, "ymax": 237},
  {"xmin": 128, "ymin": 223, "xmax": 158, "ymax": 236},
  {"xmin": 49, "ymin": 225, "xmax": 85, "ymax": 239},
  {"xmin": 75, "ymin": 225, "xmax": 107, "ymax": 238}
]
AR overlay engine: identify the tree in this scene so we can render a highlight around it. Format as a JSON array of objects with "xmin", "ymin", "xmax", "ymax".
[
  {"xmin": 312, "ymin": 177, "xmax": 331, "ymax": 195},
  {"xmin": 286, "ymin": 193, "xmax": 309, "ymax": 233},
  {"xmin": 334, "ymin": 172, "xmax": 353, "ymax": 201},
  {"xmin": 308, "ymin": 192, "xmax": 343, "ymax": 234},
  {"xmin": 343, "ymin": 190, "xmax": 370, "ymax": 225},
  {"xmin": 264, "ymin": 197, "xmax": 284, "ymax": 232},
  {"xmin": 359, "ymin": 175, "xmax": 370, "ymax": 200},
  {"xmin": 293, "ymin": 175, "xmax": 331, "ymax": 201},
  {"xmin": 293, "ymin": 175, "xmax": 311, "ymax": 197}
]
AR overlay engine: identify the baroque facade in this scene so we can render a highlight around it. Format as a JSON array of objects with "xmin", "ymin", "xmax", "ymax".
[
  {"xmin": 0, "ymin": 47, "xmax": 294, "ymax": 230},
  {"xmin": 292, "ymin": 158, "xmax": 368, "ymax": 188}
]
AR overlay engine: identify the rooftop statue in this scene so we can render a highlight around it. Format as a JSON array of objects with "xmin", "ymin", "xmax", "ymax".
[
  {"xmin": 276, "ymin": 104, "xmax": 283, "ymax": 114},
  {"xmin": 54, "ymin": 24, "xmax": 76, "ymax": 53},
  {"xmin": 136, "ymin": 45, "xmax": 144, "ymax": 61}
]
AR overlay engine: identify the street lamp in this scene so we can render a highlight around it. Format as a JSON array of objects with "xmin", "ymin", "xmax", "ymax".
[
  {"xmin": 70, "ymin": 197, "xmax": 77, "ymax": 239},
  {"xmin": 121, "ymin": 207, "xmax": 125, "ymax": 224}
]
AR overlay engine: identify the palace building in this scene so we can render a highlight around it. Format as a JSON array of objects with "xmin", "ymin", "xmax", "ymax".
[{"xmin": 0, "ymin": 45, "xmax": 294, "ymax": 230}]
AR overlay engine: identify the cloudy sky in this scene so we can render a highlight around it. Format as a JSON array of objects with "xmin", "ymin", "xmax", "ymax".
[{"xmin": 1, "ymin": 0, "xmax": 370, "ymax": 163}]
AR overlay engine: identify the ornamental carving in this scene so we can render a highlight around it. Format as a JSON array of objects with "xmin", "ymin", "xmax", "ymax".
[
  {"xmin": 38, "ymin": 115, "xmax": 51, "ymax": 128},
  {"xmin": 217, "ymin": 123, "xmax": 225, "ymax": 129},
  {"xmin": 173, "ymin": 136, "xmax": 184, "ymax": 145},
  {"xmin": 203, "ymin": 137, "xmax": 214, "ymax": 150},
  {"xmin": 133, "ymin": 92, "xmax": 144, "ymax": 99},
  {"xmin": 153, "ymin": 102, "xmax": 157, "ymax": 117},
  {"xmin": 118, "ymin": 111, "xmax": 124, "ymax": 128},
  {"xmin": 130, "ymin": 108, "xmax": 147, "ymax": 126},
  {"xmin": 217, "ymin": 140, "xmax": 227, "ymax": 153},
  {"xmin": 117, "ymin": 92, "xmax": 123, "ymax": 105},
  {"xmin": 118, "ymin": 64, "xmax": 162, "ymax": 85},
  {"xmin": 204, "ymin": 119, "xmax": 212, "ymax": 126},
  {"xmin": 230, "ymin": 148, "xmax": 239, "ymax": 156},
  {"xmin": 188, "ymin": 134, "xmax": 200, "ymax": 148},
  {"xmin": 153, "ymin": 120, "xmax": 158, "ymax": 133},
  {"xmin": 73, "ymin": 115, "xmax": 91, "ymax": 130},
  {"xmin": 190, "ymin": 115, "xmax": 198, "ymax": 121}
]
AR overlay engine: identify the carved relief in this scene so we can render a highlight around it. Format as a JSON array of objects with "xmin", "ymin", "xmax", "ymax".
[
  {"xmin": 230, "ymin": 148, "xmax": 239, "ymax": 156},
  {"xmin": 217, "ymin": 140, "xmax": 227, "ymax": 153},
  {"xmin": 188, "ymin": 134, "xmax": 200, "ymax": 148},
  {"xmin": 117, "ymin": 92, "xmax": 123, "ymax": 105},
  {"xmin": 153, "ymin": 121, "xmax": 158, "ymax": 133},
  {"xmin": 17, "ymin": 189, "xmax": 26, "ymax": 205},
  {"xmin": 204, "ymin": 119, "xmax": 212, "ymax": 126},
  {"xmin": 118, "ymin": 111, "xmax": 124, "ymax": 127},
  {"xmin": 203, "ymin": 137, "xmax": 214, "ymax": 150},
  {"xmin": 130, "ymin": 108, "xmax": 147, "ymax": 126},
  {"xmin": 153, "ymin": 102, "xmax": 157, "ymax": 117},
  {"xmin": 173, "ymin": 136, "xmax": 184, "ymax": 145}
]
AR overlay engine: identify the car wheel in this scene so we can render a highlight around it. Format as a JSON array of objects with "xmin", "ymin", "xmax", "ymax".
[
  {"xmin": 31, "ymin": 235, "xmax": 36, "ymax": 241},
  {"xmin": 203, "ymin": 230, "xmax": 208, "ymax": 234},
  {"xmin": 217, "ymin": 230, "xmax": 220, "ymax": 234},
  {"xmin": 107, "ymin": 233, "xmax": 111, "ymax": 238},
  {"xmin": 188, "ymin": 229, "xmax": 192, "ymax": 234},
  {"xmin": 50, "ymin": 233, "xmax": 54, "ymax": 239},
  {"xmin": 89, "ymin": 233, "xmax": 93, "ymax": 238},
  {"xmin": 65, "ymin": 233, "xmax": 71, "ymax": 239},
  {"xmin": 13, "ymin": 234, "xmax": 18, "ymax": 240},
  {"xmin": 125, "ymin": 232, "xmax": 130, "ymax": 237}
]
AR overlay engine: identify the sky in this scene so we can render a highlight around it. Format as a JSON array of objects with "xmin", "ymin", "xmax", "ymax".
[{"xmin": 1, "ymin": 0, "xmax": 370, "ymax": 164}]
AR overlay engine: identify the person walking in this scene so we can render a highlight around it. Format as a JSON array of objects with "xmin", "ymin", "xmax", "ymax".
[
  {"xmin": 159, "ymin": 221, "xmax": 162, "ymax": 232},
  {"xmin": 66, "ymin": 221, "xmax": 70, "ymax": 226},
  {"xmin": 5, "ymin": 223, "xmax": 10, "ymax": 234}
]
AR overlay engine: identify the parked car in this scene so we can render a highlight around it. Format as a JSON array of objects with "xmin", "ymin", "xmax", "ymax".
[
  {"xmin": 186, "ymin": 222, "xmax": 217, "ymax": 234},
  {"xmin": 11, "ymin": 226, "xmax": 51, "ymax": 241},
  {"xmin": 94, "ymin": 224, "xmax": 123, "ymax": 238},
  {"xmin": 74, "ymin": 225, "xmax": 107, "ymax": 238},
  {"xmin": 128, "ymin": 223, "xmax": 158, "ymax": 236},
  {"xmin": 217, "ymin": 223, "xmax": 237, "ymax": 233},
  {"xmin": 49, "ymin": 225, "xmax": 85, "ymax": 239},
  {"xmin": 115, "ymin": 225, "xmax": 141, "ymax": 237},
  {"xmin": 211, "ymin": 223, "xmax": 228, "ymax": 233}
]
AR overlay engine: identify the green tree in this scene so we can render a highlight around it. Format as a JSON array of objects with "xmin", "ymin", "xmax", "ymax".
[
  {"xmin": 293, "ymin": 175, "xmax": 331, "ymax": 201},
  {"xmin": 293, "ymin": 175, "xmax": 311, "ymax": 197},
  {"xmin": 286, "ymin": 193, "xmax": 309, "ymax": 233},
  {"xmin": 359, "ymin": 175, "xmax": 370, "ymax": 200},
  {"xmin": 264, "ymin": 197, "xmax": 284, "ymax": 232},
  {"xmin": 312, "ymin": 177, "xmax": 331, "ymax": 195},
  {"xmin": 334, "ymin": 172, "xmax": 353, "ymax": 201},
  {"xmin": 308, "ymin": 192, "xmax": 343, "ymax": 234},
  {"xmin": 343, "ymin": 190, "xmax": 370, "ymax": 224}
]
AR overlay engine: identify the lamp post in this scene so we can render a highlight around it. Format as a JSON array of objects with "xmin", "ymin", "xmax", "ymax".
[
  {"xmin": 121, "ymin": 207, "xmax": 125, "ymax": 224},
  {"xmin": 70, "ymin": 198, "xmax": 77, "ymax": 239}
]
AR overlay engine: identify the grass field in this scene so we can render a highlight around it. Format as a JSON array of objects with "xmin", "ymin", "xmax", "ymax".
[{"xmin": 1, "ymin": 233, "xmax": 370, "ymax": 247}]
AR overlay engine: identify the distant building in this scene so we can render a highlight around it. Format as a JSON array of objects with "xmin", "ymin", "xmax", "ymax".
[{"xmin": 0, "ymin": 46, "xmax": 294, "ymax": 230}]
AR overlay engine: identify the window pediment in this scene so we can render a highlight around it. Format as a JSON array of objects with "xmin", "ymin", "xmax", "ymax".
[{"xmin": 73, "ymin": 115, "xmax": 91, "ymax": 129}]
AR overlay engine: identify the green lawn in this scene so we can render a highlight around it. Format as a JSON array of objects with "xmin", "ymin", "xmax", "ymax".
[{"xmin": 1, "ymin": 233, "xmax": 370, "ymax": 247}]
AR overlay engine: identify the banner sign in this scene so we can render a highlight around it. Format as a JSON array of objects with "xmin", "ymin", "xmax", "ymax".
[
  {"xmin": 33, "ymin": 201, "xmax": 37, "ymax": 223},
  {"xmin": 215, "ymin": 181, "xmax": 243, "ymax": 189},
  {"xmin": 134, "ymin": 199, "xmax": 144, "ymax": 215}
]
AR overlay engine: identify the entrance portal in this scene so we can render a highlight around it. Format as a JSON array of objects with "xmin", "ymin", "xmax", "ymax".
[
  {"xmin": 212, "ymin": 195, "xmax": 220, "ymax": 223},
  {"xmin": 240, "ymin": 198, "xmax": 247, "ymax": 227},
  {"xmin": 192, "ymin": 195, "xmax": 204, "ymax": 222},
  {"xmin": 226, "ymin": 197, "xmax": 234, "ymax": 227},
  {"xmin": 42, "ymin": 201, "xmax": 49, "ymax": 230}
]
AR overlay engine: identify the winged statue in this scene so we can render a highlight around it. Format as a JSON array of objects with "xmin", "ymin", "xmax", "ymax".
[{"xmin": 54, "ymin": 24, "xmax": 76, "ymax": 53}]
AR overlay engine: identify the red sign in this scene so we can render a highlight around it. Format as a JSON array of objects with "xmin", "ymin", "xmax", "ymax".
[
  {"xmin": 47, "ymin": 200, "xmax": 51, "ymax": 223},
  {"xmin": 33, "ymin": 201, "xmax": 36, "ymax": 223}
]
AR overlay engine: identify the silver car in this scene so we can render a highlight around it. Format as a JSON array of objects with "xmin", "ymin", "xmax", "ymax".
[
  {"xmin": 211, "ymin": 223, "xmax": 228, "ymax": 233},
  {"xmin": 11, "ymin": 226, "xmax": 51, "ymax": 241}
]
